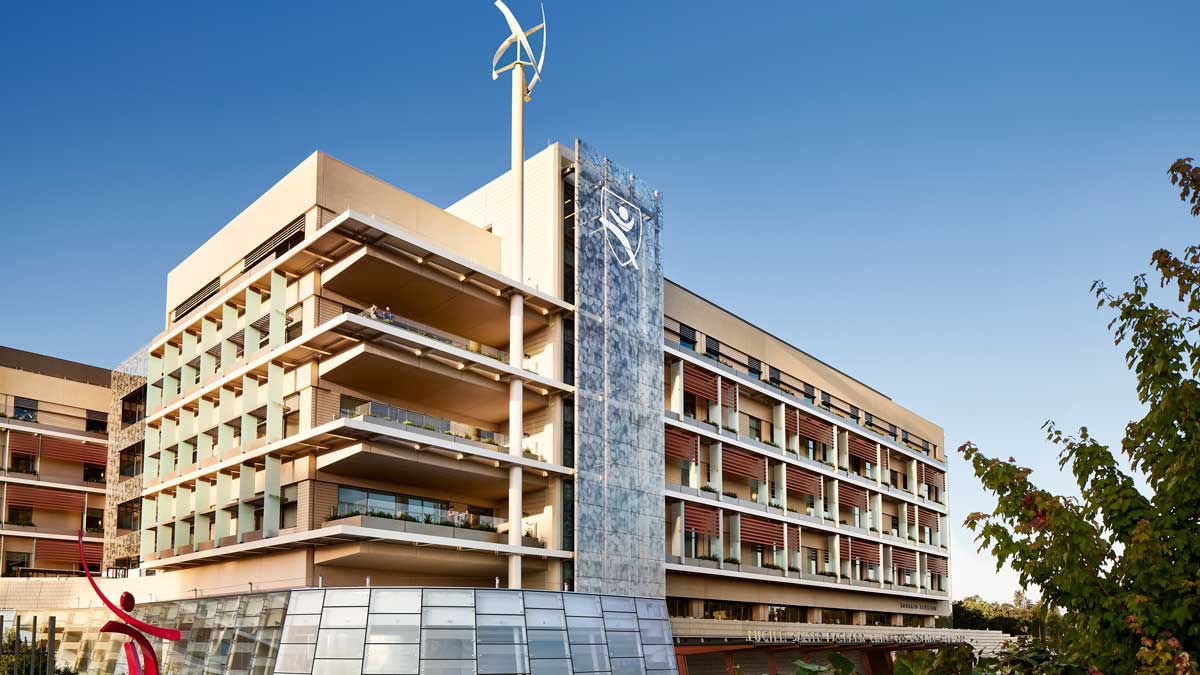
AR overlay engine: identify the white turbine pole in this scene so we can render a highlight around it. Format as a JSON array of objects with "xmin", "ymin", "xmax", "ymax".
[{"xmin": 492, "ymin": 0, "xmax": 545, "ymax": 591}]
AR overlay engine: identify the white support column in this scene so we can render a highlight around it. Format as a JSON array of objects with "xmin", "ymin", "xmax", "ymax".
[
  {"xmin": 899, "ymin": 502, "xmax": 910, "ymax": 541},
  {"xmin": 829, "ymin": 533, "xmax": 840, "ymax": 578},
  {"xmin": 174, "ymin": 486, "xmax": 192, "ymax": 549},
  {"xmin": 268, "ymin": 271, "xmax": 286, "ymax": 350},
  {"xmin": 828, "ymin": 478, "xmax": 839, "ymax": 526},
  {"xmin": 194, "ymin": 479, "xmax": 212, "ymax": 544},
  {"xmin": 727, "ymin": 513, "xmax": 741, "ymax": 567},
  {"xmin": 506, "ymin": 59, "xmax": 526, "ymax": 591},
  {"xmin": 220, "ymin": 304, "xmax": 238, "ymax": 375},
  {"xmin": 772, "ymin": 461, "xmax": 786, "ymax": 510},
  {"xmin": 267, "ymin": 363, "xmax": 284, "ymax": 442},
  {"xmin": 871, "ymin": 492, "xmax": 883, "ymax": 533},
  {"xmin": 263, "ymin": 455, "xmax": 281, "ymax": 538},
  {"xmin": 710, "ymin": 376, "xmax": 722, "ymax": 428},
  {"xmin": 837, "ymin": 429, "xmax": 849, "ymax": 470},
  {"xmin": 874, "ymin": 443, "xmax": 883, "ymax": 486},
  {"xmin": 711, "ymin": 443, "xmax": 723, "ymax": 493},
  {"xmin": 772, "ymin": 402, "xmax": 785, "ymax": 448},
  {"xmin": 240, "ymin": 374, "xmax": 258, "ymax": 446},
  {"xmin": 668, "ymin": 360, "xmax": 684, "ymax": 415},
  {"xmin": 237, "ymin": 465, "xmax": 255, "ymax": 542},
  {"xmin": 200, "ymin": 317, "xmax": 218, "ymax": 382},
  {"xmin": 215, "ymin": 472, "xmax": 232, "ymax": 544},
  {"xmin": 245, "ymin": 289, "xmax": 262, "ymax": 358}
]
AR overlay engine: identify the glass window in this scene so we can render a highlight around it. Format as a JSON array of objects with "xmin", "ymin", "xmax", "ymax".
[
  {"xmin": 83, "ymin": 463, "xmax": 106, "ymax": 484},
  {"xmin": 530, "ymin": 659, "xmax": 573, "ymax": 675},
  {"xmin": 372, "ymin": 588, "xmax": 422, "ymax": 614},
  {"xmin": 563, "ymin": 594, "xmax": 602, "ymax": 617},
  {"xmin": 86, "ymin": 412, "xmax": 108, "ymax": 434},
  {"xmin": 476, "ymin": 590, "xmax": 524, "ymax": 615},
  {"xmin": 421, "ymin": 661, "xmax": 476, "ymax": 675},
  {"xmin": 321, "ymin": 606, "xmax": 368, "ymax": 628},
  {"xmin": 523, "ymin": 592, "xmax": 563, "ymax": 609},
  {"xmin": 634, "ymin": 599, "xmax": 668, "ymax": 620},
  {"xmin": 3, "ymin": 552, "xmax": 29, "ymax": 577},
  {"xmin": 281, "ymin": 614, "xmax": 321, "ymax": 644},
  {"xmin": 638, "ymin": 620, "xmax": 671, "ymax": 645},
  {"xmin": 364, "ymin": 643, "xmax": 419, "ymax": 674},
  {"xmin": 606, "ymin": 632, "xmax": 642, "ymax": 658},
  {"xmin": 528, "ymin": 630, "xmax": 570, "ymax": 659},
  {"xmin": 525, "ymin": 609, "xmax": 566, "ymax": 629},
  {"xmin": 422, "ymin": 606, "xmax": 475, "ymax": 628},
  {"xmin": 600, "ymin": 596, "xmax": 635, "ymax": 613},
  {"xmin": 421, "ymin": 629, "xmax": 476, "ymax": 659},
  {"xmin": 570, "ymin": 644, "xmax": 610, "ymax": 673},
  {"xmin": 603, "ymin": 613, "xmax": 639, "ymax": 631},
  {"xmin": 367, "ymin": 613, "xmax": 421, "ymax": 643},
  {"xmin": 7, "ymin": 506, "xmax": 33, "ymax": 527},
  {"xmin": 9, "ymin": 453, "xmax": 35, "ymax": 475},
  {"xmin": 313, "ymin": 660, "xmax": 364, "ymax": 675},
  {"xmin": 325, "ymin": 588, "xmax": 371, "ymax": 607},
  {"xmin": 477, "ymin": 615, "xmax": 526, "ymax": 644},
  {"xmin": 642, "ymin": 645, "xmax": 676, "ymax": 670},
  {"xmin": 478, "ymin": 644, "xmax": 530, "ymax": 674},
  {"xmin": 275, "ymin": 644, "xmax": 316, "ymax": 673},
  {"xmin": 13, "ymin": 402, "xmax": 37, "ymax": 422},
  {"xmin": 338, "ymin": 487, "xmax": 369, "ymax": 512},
  {"xmin": 767, "ymin": 605, "xmax": 808, "ymax": 623},
  {"xmin": 116, "ymin": 500, "xmax": 141, "ymax": 531},
  {"xmin": 288, "ymin": 590, "xmax": 325, "ymax": 614},
  {"xmin": 315, "ymin": 629, "xmax": 366, "ymax": 659},
  {"xmin": 119, "ymin": 442, "xmax": 144, "ymax": 477},
  {"xmin": 566, "ymin": 617, "xmax": 605, "ymax": 644},
  {"xmin": 611, "ymin": 658, "xmax": 647, "ymax": 675},
  {"xmin": 424, "ymin": 589, "xmax": 475, "ymax": 607}
]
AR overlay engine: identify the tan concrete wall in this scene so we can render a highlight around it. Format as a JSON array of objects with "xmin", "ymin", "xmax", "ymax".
[
  {"xmin": 0, "ymin": 367, "xmax": 110, "ymax": 423},
  {"xmin": 446, "ymin": 143, "xmax": 566, "ymax": 296},
  {"xmin": 664, "ymin": 282, "xmax": 945, "ymax": 452},
  {"xmin": 166, "ymin": 153, "xmax": 320, "ymax": 317},
  {"xmin": 0, "ymin": 548, "xmax": 310, "ymax": 610},
  {"xmin": 315, "ymin": 154, "xmax": 501, "ymax": 273}
]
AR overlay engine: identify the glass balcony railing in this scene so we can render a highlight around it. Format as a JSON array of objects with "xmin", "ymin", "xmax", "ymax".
[
  {"xmin": 341, "ymin": 400, "xmax": 510, "ymax": 450},
  {"xmin": 362, "ymin": 308, "xmax": 508, "ymax": 363},
  {"xmin": 332, "ymin": 501, "xmax": 503, "ymax": 531}
]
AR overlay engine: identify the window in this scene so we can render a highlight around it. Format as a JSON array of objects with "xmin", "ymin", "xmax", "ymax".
[
  {"xmin": 12, "ymin": 397, "xmax": 37, "ymax": 422},
  {"xmin": 117, "ymin": 500, "xmax": 141, "ymax": 531},
  {"xmin": 702, "ymin": 601, "xmax": 752, "ymax": 621},
  {"xmin": 86, "ymin": 410, "xmax": 108, "ymax": 434},
  {"xmin": 865, "ymin": 612, "xmax": 889, "ymax": 626},
  {"xmin": 705, "ymin": 336, "xmax": 720, "ymax": 360},
  {"xmin": 682, "ymin": 393, "xmax": 696, "ymax": 419},
  {"xmin": 767, "ymin": 605, "xmax": 808, "ymax": 623},
  {"xmin": 747, "ymin": 357, "xmax": 761, "ymax": 380},
  {"xmin": 120, "ymin": 442, "xmax": 144, "ymax": 477},
  {"xmin": 747, "ymin": 417, "xmax": 761, "ymax": 441},
  {"xmin": 821, "ymin": 609, "xmax": 852, "ymax": 625},
  {"xmin": 282, "ymin": 484, "xmax": 298, "ymax": 529},
  {"xmin": 121, "ymin": 387, "xmax": 147, "ymax": 427},
  {"xmin": 562, "ymin": 319, "xmax": 575, "ymax": 387},
  {"xmin": 83, "ymin": 463, "xmax": 106, "ymax": 484},
  {"xmin": 86, "ymin": 507, "xmax": 104, "ymax": 533},
  {"xmin": 768, "ymin": 366, "xmax": 781, "ymax": 388},
  {"xmin": 4, "ymin": 552, "xmax": 29, "ymax": 577},
  {"xmin": 9, "ymin": 453, "xmax": 35, "ymax": 475},
  {"xmin": 665, "ymin": 597, "xmax": 690, "ymax": 618},
  {"xmin": 678, "ymin": 324, "xmax": 696, "ymax": 351},
  {"xmin": 7, "ymin": 505, "xmax": 33, "ymax": 527},
  {"xmin": 802, "ymin": 384, "xmax": 815, "ymax": 404}
]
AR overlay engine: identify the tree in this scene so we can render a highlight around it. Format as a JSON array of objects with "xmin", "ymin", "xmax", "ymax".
[
  {"xmin": 0, "ymin": 631, "xmax": 79, "ymax": 675},
  {"xmin": 960, "ymin": 158, "xmax": 1200, "ymax": 674}
]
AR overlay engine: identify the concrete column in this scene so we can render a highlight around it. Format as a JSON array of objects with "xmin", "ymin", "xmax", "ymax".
[
  {"xmin": 267, "ymin": 363, "xmax": 284, "ymax": 442},
  {"xmin": 772, "ymin": 461, "xmax": 785, "ymax": 509},
  {"xmin": 263, "ymin": 455, "xmax": 281, "ymax": 538},
  {"xmin": 163, "ymin": 343, "xmax": 180, "ymax": 400},
  {"xmin": 140, "ymin": 496, "xmax": 156, "ymax": 558},
  {"xmin": 245, "ymin": 288, "xmax": 262, "ymax": 357},
  {"xmin": 156, "ymin": 493, "xmax": 173, "ymax": 553},
  {"xmin": 194, "ymin": 480, "xmax": 211, "ymax": 544},
  {"xmin": 728, "ymin": 513, "xmax": 741, "ymax": 565},
  {"xmin": 506, "ymin": 62, "xmax": 526, "ymax": 590},
  {"xmin": 772, "ymin": 402, "xmax": 785, "ymax": 448},
  {"xmin": 215, "ymin": 472, "xmax": 232, "ymax": 543},
  {"xmin": 939, "ymin": 515, "xmax": 948, "ymax": 548},
  {"xmin": 240, "ymin": 374, "xmax": 259, "ymax": 445},
  {"xmin": 806, "ymin": 607, "xmax": 823, "ymax": 624},
  {"xmin": 899, "ymin": 503, "xmax": 910, "ymax": 540},
  {"xmin": 181, "ymin": 331, "xmax": 198, "ymax": 395},
  {"xmin": 668, "ymin": 502, "xmax": 683, "ymax": 557},
  {"xmin": 828, "ymin": 533, "xmax": 840, "ymax": 578},
  {"xmin": 197, "ymin": 399, "xmax": 214, "ymax": 461},
  {"xmin": 178, "ymin": 408, "xmax": 195, "ymax": 467},
  {"xmin": 837, "ymin": 429, "xmax": 849, "ymax": 470},
  {"xmin": 668, "ymin": 360, "xmax": 684, "ymax": 415},
  {"xmin": 174, "ymin": 486, "xmax": 192, "ymax": 549},
  {"xmin": 828, "ymin": 478, "xmax": 839, "ymax": 525},
  {"xmin": 220, "ymin": 303, "xmax": 238, "ymax": 374},
  {"xmin": 217, "ymin": 387, "xmax": 235, "ymax": 455},
  {"xmin": 871, "ymin": 492, "xmax": 883, "ymax": 532},
  {"xmin": 711, "ymin": 443, "xmax": 723, "ymax": 493},
  {"xmin": 710, "ymin": 376, "xmax": 722, "ymax": 428},
  {"xmin": 237, "ymin": 464, "xmax": 256, "ymax": 541},
  {"xmin": 874, "ymin": 443, "xmax": 882, "ymax": 485},
  {"xmin": 159, "ymin": 418, "xmax": 176, "ymax": 478},
  {"xmin": 144, "ymin": 425, "xmax": 160, "ymax": 480},
  {"xmin": 201, "ymin": 317, "xmax": 218, "ymax": 381},
  {"xmin": 269, "ymin": 271, "xmax": 286, "ymax": 349},
  {"xmin": 908, "ymin": 459, "xmax": 919, "ymax": 498},
  {"xmin": 716, "ymin": 508, "xmax": 725, "ymax": 565},
  {"xmin": 852, "ymin": 610, "xmax": 867, "ymax": 626},
  {"xmin": 890, "ymin": 613, "xmax": 904, "ymax": 627}
]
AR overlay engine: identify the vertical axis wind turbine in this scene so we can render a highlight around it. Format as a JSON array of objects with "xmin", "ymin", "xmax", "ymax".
[{"xmin": 491, "ymin": 0, "xmax": 546, "ymax": 590}]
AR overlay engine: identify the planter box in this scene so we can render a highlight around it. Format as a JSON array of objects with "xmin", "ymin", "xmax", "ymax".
[
  {"xmin": 196, "ymin": 540, "xmax": 215, "ymax": 552},
  {"xmin": 683, "ymin": 557, "xmax": 719, "ymax": 569},
  {"xmin": 740, "ymin": 564, "xmax": 784, "ymax": 577},
  {"xmin": 522, "ymin": 536, "xmax": 545, "ymax": 549},
  {"xmin": 405, "ymin": 522, "xmax": 455, "ymax": 539},
  {"xmin": 241, "ymin": 531, "xmax": 263, "ymax": 544},
  {"xmin": 455, "ymin": 528, "xmax": 502, "ymax": 544},
  {"xmin": 678, "ymin": 485, "xmax": 699, "ymax": 497},
  {"xmin": 219, "ymin": 535, "xmax": 239, "ymax": 548},
  {"xmin": 665, "ymin": 555, "xmax": 682, "ymax": 564},
  {"xmin": 767, "ymin": 506, "xmax": 784, "ymax": 516},
  {"xmin": 175, "ymin": 545, "xmax": 195, "ymax": 556}
]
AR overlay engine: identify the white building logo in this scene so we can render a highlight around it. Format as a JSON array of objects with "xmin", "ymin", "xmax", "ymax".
[{"xmin": 599, "ymin": 186, "xmax": 644, "ymax": 270}]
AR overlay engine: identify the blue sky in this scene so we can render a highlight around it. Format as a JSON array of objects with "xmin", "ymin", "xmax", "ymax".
[{"xmin": 3, "ymin": 1, "xmax": 1197, "ymax": 601}]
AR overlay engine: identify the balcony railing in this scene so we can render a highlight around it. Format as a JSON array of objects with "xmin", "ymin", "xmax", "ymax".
[
  {"xmin": 332, "ymin": 501, "xmax": 503, "ymax": 531},
  {"xmin": 341, "ymin": 400, "xmax": 510, "ymax": 450},
  {"xmin": 362, "ymin": 308, "xmax": 508, "ymax": 363}
]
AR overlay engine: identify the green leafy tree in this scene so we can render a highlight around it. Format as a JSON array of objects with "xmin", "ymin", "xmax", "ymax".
[
  {"xmin": 959, "ymin": 158, "xmax": 1200, "ymax": 674},
  {"xmin": 0, "ymin": 631, "xmax": 79, "ymax": 675}
]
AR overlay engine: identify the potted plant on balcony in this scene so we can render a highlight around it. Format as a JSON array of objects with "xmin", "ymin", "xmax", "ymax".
[
  {"xmin": 699, "ymin": 484, "xmax": 719, "ymax": 496},
  {"xmin": 685, "ymin": 553, "xmax": 720, "ymax": 569},
  {"xmin": 406, "ymin": 514, "xmax": 455, "ymax": 539},
  {"xmin": 768, "ymin": 501, "xmax": 784, "ymax": 515}
]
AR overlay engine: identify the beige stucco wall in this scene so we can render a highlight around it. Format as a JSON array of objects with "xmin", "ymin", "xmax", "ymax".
[
  {"xmin": 666, "ymin": 571, "xmax": 948, "ymax": 616},
  {"xmin": 446, "ymin": 143, "xmax": 566, "ymax": 297},
  {"xmin": 664, "ymin": 281, "xmax": 945, "ymax": 450},
  {"xmin": 165, "ymin": 152, "xmax": 503, "ymax": 324},
  {"xmin": 0, "ymin": 367, "xmax": 110, "ymax": 423}
]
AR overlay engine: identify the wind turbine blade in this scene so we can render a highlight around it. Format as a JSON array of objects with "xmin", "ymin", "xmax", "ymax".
[
  {"xmin": 491, "ymin": 33, "xmax": 518, "ymax": 80},
  {"xmin": 527, "ymin": 2, "xmax": 547, "ymax": 92}
]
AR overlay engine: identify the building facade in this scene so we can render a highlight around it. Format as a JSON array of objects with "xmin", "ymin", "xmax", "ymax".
[
  {"xmin": 0, "ymin": 142, "xmax": 961, "ymax": 673},
  {"xmin": 0, "ymin": 346, "xmax": 111, "ymax": 576}
]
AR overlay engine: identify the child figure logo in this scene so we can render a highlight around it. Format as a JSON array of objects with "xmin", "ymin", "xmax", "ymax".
[
  {"xmin": 78, "ymin": 531, "xmax": 180, "ymax": 675},
  {"xmin": 600, "ymin": 186, "xmax": 644, "ymax": 270}
]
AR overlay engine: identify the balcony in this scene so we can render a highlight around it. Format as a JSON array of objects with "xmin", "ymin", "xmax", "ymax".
[
  {"xmin": 362, "ymin": 308, "xmax": 508, "ymax": 363},
  {"xmin": 324, "ymin": 502, "xmax": 546, "ymax": 549}
]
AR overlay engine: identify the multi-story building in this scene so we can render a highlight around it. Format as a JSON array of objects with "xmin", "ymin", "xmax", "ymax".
[
  {"xmin": 0, "ymin": 346, "xmax": 111, "ymax": 576},
  {"xmin": 0, "ymin": 141, "xmax": 966, "ymax": 674}
]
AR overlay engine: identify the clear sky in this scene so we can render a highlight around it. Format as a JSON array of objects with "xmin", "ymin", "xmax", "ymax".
[{"xmin": 3, "ymin": 1, "xmax": 1197, "ymax": 602}]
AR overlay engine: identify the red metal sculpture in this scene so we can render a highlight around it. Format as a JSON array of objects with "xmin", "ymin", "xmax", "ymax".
[{"xmin": 78, "ymin": 531, "xmax": 180, "ymax": 675}]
